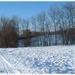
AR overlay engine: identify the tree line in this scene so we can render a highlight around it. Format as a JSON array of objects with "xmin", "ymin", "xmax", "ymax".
[{"xmin": 0, "ymin": 2, "xmax": 75, "ymax": 47}]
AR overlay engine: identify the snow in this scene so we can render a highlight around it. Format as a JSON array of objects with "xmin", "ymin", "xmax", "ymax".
[{"xmin": 0, "ymin": 46, "xmax": 75, "ymax": 74}]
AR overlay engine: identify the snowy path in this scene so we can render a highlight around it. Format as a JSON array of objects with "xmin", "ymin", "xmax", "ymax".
[
  {"xmin": 0, "ymin": 53, "xmax": 20, "ymax": 74},
  {"xmin": 0, "ymin": 54, "xmax": 11, "ymax": 73}
]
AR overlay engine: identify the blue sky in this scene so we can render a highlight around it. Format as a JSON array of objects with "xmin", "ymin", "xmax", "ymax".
[{"xmin": 0, "ymin": 2, "xmax": 66, "ymax": 19}]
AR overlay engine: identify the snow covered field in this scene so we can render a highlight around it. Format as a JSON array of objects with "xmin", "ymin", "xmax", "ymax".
[{"xmin": 0, "ymin": 46, "xmax": 75, "ymax": 74}]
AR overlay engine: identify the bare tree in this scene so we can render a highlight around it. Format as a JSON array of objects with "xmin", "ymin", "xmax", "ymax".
[
  {"xmin": 59, "ymin": 10, "xmax": 66, "ymax": 45},
  {"xmin": 21, "ymin": 18, "xmax": 31, "ymax": 47},
  {"xmin": 21, "ymin": 18, "xmax": 30, "ymax": 36},
  {"xmin": 63, "ymin": 2, "xmax": 75, "ymax": 44},
  {"xmin": 48, "ymin": 5, "xmax": 60, "ymax": 45},
  {"xmin": 37, "ymin": 11, "xmax": 51, "ymax": 46},
  {"xmin": 31, "ymin": 16, "xmax": 37, "ymax": 33},
  {"xmin": 31, "ymin": 16, "xmax": 39, "ymax": 46},
  {"xmin": 0, "ymin": 16, "xmax": 19, "ymax": 47}
]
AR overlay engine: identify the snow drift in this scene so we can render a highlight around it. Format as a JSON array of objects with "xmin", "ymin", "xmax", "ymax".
[{"xmin": 0, "ymin": 46, "xmax": 75, "ymax": 74}]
